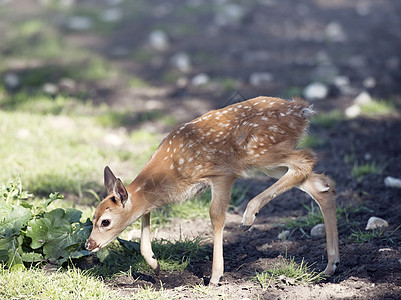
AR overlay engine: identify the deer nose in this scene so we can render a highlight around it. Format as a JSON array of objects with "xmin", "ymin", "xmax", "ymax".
[{"xmin": 85, "ymin": 238, "xmax": 97, "ymax": 251}]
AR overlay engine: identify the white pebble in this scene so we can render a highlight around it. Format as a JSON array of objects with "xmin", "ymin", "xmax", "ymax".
[
  {"xmin": 310, "ymin": 223, "xmax": 326, "ymax": 238},
  {"xmin": 384, "ymin": 177, "xmax": 401, "ymax": 189},
  {"xmin": 303, "ymin": 82, "xmax": 328, "ymax": 100},
  {"xmin": 278, "ymin": 230, "xmax": 290, "ymax": 240},
  {"xmin": 365, "ymin": 217, "xmax": 388, "ymax": 230}
]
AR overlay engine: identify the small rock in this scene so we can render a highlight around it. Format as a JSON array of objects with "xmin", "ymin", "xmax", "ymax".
[
  {"xmin": 191, "ymin": 73, "xmax": 210, "ymax": 86},
  {"xmin": 325, "ymin": 22, "xmax": 347, "ymax": 42},
  {"xmin": 345, "ymin": 104, "xmax": 361, "ymax": 118},
  {"xmin": 59, "ymin": 78, "xmax": 77, "ymax": 93},
  {"xmin": 354, "ymin": 91, "xmax": 372, "ymax": 105},
  {"xmin": 345, "ymin": 91, "xmax": 373, "ymax": 118},
  {"xmin": 333, "ymin": 75, "xmax": 354, "ymax": 95},
  {"xmin": 42, "ymin": 83, "xmax": 59, "ymax": 95},
  {"xmin": 303, "ymin": 82, "xmax": 328, "ymax": 100},
  {"xmin": 100, "ymin": 8, "xmax": 123, "ymax": 23},
  {"xmin": 215, "ymin": 3, "xmax": 245, "ymax": 26},
  {"xmin": 148, "ymin": 30, "xmax": 169, "ymax": 51},
  {"xmin": 378, "ymin": 248, "xmax": 393, "ymax": 252},
  {"xmin": 384, "ymin": 176, "xmax": 401, "ymax": 189},
  {"xmin": 365, "ymin": 217, "xmax": 388, "ymax": 230},
  {"xmin": 363, "ymin": 77, "xmax": 376, "ymax": 89},
  {"xmin": 3, "ymin": 72, "xmax": 20, "ymax": 89},
  {"xmin": 278, "ymin": 230, "xmax": 290, "ymax": 240},
  {"xmin": 364, "ymin": 153, "xmax": 372, "ymax": 160},
  {"xmin": 249, "ymin": 72, "xmax": 274, "ymax": 87},
  {"xmin": 311, "ymin": 223, "xmax": 326, "ymax": 238},
  {"xmin": 66, "ymin": 16, "xmax": 93, "ymax": 31},
  {"xmin": 171, "ymin": 52, "xmax": 191, "ymax": 73}
]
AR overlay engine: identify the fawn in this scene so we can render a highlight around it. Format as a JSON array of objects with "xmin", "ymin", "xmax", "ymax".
[{"xmin": 85, "ymin": 96, "xmax": 340, "ymax": 285}]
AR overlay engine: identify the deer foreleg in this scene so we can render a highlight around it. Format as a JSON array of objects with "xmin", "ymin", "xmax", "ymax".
[
  {"xmin": 140, "ymin": 213, "xmax": 160, "ymax": 275},
  {"xmin": 209, "ymin": 176, "xmax": 235, "ymax": 285}
]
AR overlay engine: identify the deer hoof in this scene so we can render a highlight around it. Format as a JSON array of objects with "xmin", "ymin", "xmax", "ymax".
[{"xmin": 240, "ymin": 223, "xmax": 251, "ymax": 231}]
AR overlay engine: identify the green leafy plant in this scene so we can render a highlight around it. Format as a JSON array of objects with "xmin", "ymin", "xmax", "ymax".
[{"xmin": 0, "ymin": 179, "xmax": 92, "ymax": 268}]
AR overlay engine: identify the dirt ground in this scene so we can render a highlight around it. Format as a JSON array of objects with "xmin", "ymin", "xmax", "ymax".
[{"xmin": 4, "ymin": 0, "xmax": 401, "ymax": 299}]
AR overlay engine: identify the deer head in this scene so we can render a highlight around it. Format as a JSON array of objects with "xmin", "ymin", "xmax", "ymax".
[{"xmin": 85, "ymin": 166, "xmax": 143, "ymax": 252}]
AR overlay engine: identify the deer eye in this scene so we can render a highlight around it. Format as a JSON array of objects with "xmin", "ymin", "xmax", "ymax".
[{"xmin": 101, "ymin": 219, "xmax": 110, "ymax": 227}]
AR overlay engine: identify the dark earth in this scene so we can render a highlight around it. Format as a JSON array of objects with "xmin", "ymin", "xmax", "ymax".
[{"xmin": 2, "ymin": 0, "xmax": 401, "ymax": 299}]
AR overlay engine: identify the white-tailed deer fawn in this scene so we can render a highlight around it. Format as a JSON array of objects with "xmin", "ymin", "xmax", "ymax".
[{"xmin": 85, "ymin": 96, "xmax": 340, "ymax": 285}]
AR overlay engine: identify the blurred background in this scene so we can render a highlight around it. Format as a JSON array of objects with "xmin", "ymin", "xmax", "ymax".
[{"xmin": 0, "ymin": 0, "xmax": 400, "ymax": 202}]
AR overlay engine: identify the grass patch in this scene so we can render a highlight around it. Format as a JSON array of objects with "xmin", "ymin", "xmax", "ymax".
[
  {"xmin": 89, "ymin": 236, "xmax": 210, "ymax": 277},
  {"xmin": 0, "ymin": 101, "xmax": 160, "ymax": 198},
  {"xmin": 312, "ymin": 110, "xmax": 344, "ymax": 129},
  {"xmin": 0, "ymin": 265, "xmax": 122, "ymax": 299},
  {"xmin": 352, "ymin": 160, "xmax": 387, "ymax": 182},
  {"xmin": 349, "ymin": 225, "xmax": 401, "ymax": 244},
  {"xmin": 298, "ymin": 134, "xmax": 326, "ymax": 148},
  {"xmin": 360, "ymin": 99, "xmax": 397, "ymax": 117},
  {"xmin": 283, "ymin": 203, "xmax": 324, "ymax": 237},
  {"xmin": 283, "ymin": 202, "xmax": 371, "ymax": 237},
  {"xmin": 133, "ymin": 285, "xmax": 173, "ymax": 300},
  {"xmin": 252, "ymin": 255, "xmax": 325, "ymax": 290}
]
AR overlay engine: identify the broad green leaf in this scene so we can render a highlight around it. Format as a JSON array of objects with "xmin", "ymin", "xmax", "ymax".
[
  {"xmin": 64, "ymin": 208, "xmax": 82, "ymax": 223},
  {"xmin": 0, "ymin": 203, "xmax": 31, "ymax": 237},
  {"xmin": 27, "ymin": 208, "xmax": 89, "ymax": 261},
  {"xmin": 26, "ymin": 218, "xmax": 50, "ymax": 249},
  {"xmin": 21, "ymin": 251, "xmax": 44, "ymax": 263},
  {"xmin": 118, "ymin": 238, "xmax": 140, "ymax": 253},
  {"xmin": 0, "ymin": 236, "xmax": 23, "ymax": 266}
]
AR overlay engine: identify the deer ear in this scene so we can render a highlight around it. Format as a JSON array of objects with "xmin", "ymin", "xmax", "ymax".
[
  {"xmin": 113, "ymin": 178, "xmax": 128, "ymax": 208},
  {"xmin": 104, "ymin": 166, "xmax": 117, "ymax": 195}
]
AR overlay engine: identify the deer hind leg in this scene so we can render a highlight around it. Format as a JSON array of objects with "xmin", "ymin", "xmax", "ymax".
[
  {"xmin": 299, "ymin": 173, "xmax": 340, "ymax": 275},
  {"xmin": 240, "ymin": 149, "xmax": 315, "ymax": 230},
  {"xmin": 209, "ymin": 176, "xmax": 235, "ymax": 285},
  {"xmin": 140, "ymin": 213, "xmax": 160, "ymax": 275}
]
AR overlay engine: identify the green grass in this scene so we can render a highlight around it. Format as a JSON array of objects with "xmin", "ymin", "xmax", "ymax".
[
  {"xmin": 349, "ymin": 225, "xmax": 401, "ymax": 244},
  {"xmin": 311, "ymin": 110, "xmax": 344, "ymax": 129},
  {"xmin": 89, "ymin": 236, "xmax": 210, "ymax": 278},
  {"xmin": 0, "ymin": 265, "xmax": 122, "ymax": 299},
  {"xmin": 283, "ymin": 202, "xmax": 372, "ymax": 238},
  {"xmin": 283, "ymin": 203, "xmax": 324, "ymax": 236},
  {"xmin": 352, "ymin": 160, "xmax": 387, "ymax": 182},
  {"xmin": 133, "ymin": 285, "xmax": 174, "ymax": 300},
  {"xmin": 0, "ymin": 93, "xmax": 163, "ymax": 198},
  {"xmin": 360, "ymin": 99, "xmax": 397, "ymax": 117},
  {"xmin": 298, "ymin": 134, "xmax": 326, "ymax": 148},
  {"xmin": 252, "ymin": 255, "xmax": 325, "ymax": 290}
]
